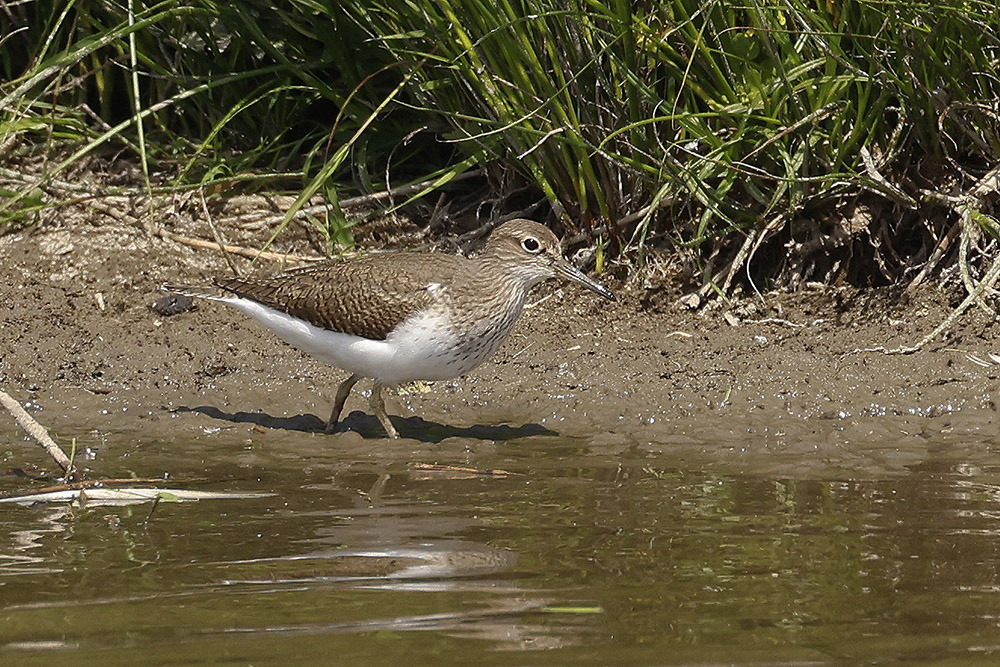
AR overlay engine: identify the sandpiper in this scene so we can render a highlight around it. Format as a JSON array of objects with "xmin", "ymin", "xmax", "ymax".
[{"xmin": 164, "ymin": 218, "xmax": 615, "ymax": 438}]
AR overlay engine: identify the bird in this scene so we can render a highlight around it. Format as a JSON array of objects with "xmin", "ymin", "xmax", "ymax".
[{"xmin": 163, "ymin": 218, "xmax": 615, "ymax": 438}]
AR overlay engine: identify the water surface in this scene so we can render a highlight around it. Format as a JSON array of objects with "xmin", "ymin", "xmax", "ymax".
[{"xmin": 4, "ymin": 416, "xmax": 1000, "ymax": 665}]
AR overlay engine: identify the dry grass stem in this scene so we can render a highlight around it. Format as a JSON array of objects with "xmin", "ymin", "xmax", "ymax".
[{"xmin": 0, "ymin": 388, "xmax": 78, "ymax": 481}]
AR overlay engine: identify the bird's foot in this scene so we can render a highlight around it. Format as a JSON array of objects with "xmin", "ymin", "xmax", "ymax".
[{"xmin": 371, "ymin": 381, "xmax": 400, "ymax": 439}]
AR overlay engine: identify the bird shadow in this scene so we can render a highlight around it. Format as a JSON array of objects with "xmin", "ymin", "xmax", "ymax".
[{"xmin": 173, "ymin": 405, "xmax": 558, "ymax": 442}]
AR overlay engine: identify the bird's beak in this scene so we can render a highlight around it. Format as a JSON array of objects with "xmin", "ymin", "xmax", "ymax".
[{"xmin": 553, "ymin": 256, "xmax": 616, "ymax": 301}]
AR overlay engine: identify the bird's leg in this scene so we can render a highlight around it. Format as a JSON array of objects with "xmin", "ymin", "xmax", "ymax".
[
  {"xmin": 370, "ymin": 380, "xmax": 399, "ymax": 439},
  {"xmin": 325, "ymin": 373, "xmax": 361, "ymax": 433}
]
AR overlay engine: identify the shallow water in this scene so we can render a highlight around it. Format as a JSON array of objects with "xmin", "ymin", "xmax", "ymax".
[{"xmin": 5, "ymin": 416, "xmax": 1000, "ymax": 665}]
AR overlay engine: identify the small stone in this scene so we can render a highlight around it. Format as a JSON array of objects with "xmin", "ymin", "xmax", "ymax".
[
  {"xmin": 678, "ymin": 293, "xmax": 701, "ymax": 309},
  {"xmin": 151, "ymin": 294, "xmax": 195, "ymax": 317}
]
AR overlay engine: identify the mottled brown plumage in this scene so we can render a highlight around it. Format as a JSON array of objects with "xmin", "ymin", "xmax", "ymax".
[{"xmin": 214, "ymin": 254, "xmax": 463, "ymax": 341}]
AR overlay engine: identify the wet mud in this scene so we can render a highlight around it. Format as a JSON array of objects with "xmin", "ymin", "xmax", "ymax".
[{"xmin": 2, "ymin": 217, "xmax": 999, "ymax": 480}]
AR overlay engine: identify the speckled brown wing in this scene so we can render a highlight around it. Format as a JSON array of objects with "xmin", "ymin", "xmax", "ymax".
[{"xmin": 215, "ymin": 253, "xmax": 465, "ymax": 340}]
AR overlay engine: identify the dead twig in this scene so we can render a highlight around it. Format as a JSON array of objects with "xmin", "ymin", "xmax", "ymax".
[
  {"xmin": 0, "ymin": 388, "xmax": 78, "ymax": 481},
  {"xmin": 215, "ymin": 168, "xmax": 486, "ymax": 230},
  {"xmin": 745, "ymin": 317, "xmax": 827, "ymax": 328},
  {"xmin": 885, "ymin": 248, "xmax": 1000, "ymax": 354},
  {"xmin": 410, "ymin": 463, "xmax": 517, "ymax": 477},
  {"xmin": 859, "ymin": 145, "xmax": 918, "ymax": 209},
  {"xmin": 882, "ymin": 163, "xmax": 1000, "ymax": 353},
  {"xmin": 722, "ymin": 212, "xmax": 789, "ymax": 298},
  {"xmin": 201, "ymin": 188, "xmax": 241, "ymax": 276},
  {"xmin": 156, "ymin": 228, "xmax": 330, "ymax": 264},
  {"xmin": 3, "ymin": 478, "xmax": 166, "ymax": 498},
  {"xmin": 905, "ymin": 220, "xmax": 961, "ymax": 294}
]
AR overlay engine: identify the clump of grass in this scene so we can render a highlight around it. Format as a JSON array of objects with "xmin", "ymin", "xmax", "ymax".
[
  {"xmin": 2, "ymin": 1, "xmax": 1000, "ymax": 296},
  {"xmin": 344, "ymin": 0, "xmax": 1000, "ymax": 288},
  {"xmin": 0, "ymin": 0, "xmax": 444, "ymax": 246}
]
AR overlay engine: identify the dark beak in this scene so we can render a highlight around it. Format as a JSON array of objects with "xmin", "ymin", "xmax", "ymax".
[{"xmin": 553, "ymin": 257, "xmax": 616, "ymax": 301}]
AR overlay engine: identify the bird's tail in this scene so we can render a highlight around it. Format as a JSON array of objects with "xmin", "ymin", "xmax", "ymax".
[{"xmin": 161, "ymin": 282, "xmax": 227, "ymax": 300}]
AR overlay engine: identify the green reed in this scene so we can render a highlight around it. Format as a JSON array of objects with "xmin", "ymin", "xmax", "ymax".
[{"xmin": 2, "ymin": 0, "xmax": 999, "ymax": 286}]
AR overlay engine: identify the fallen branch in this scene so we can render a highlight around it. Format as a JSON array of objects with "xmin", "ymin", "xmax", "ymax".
[
  {"xmin": 16, "ymin": 478, "xmax": 165, "ymax": 495},
  {"xmin": 410, "ymin": 463, "xmax": 517, "ymax": 477},
  {"xmin": 156, "ymin": 228, "xmax": 330, "ymax": 264},
  {"xmin": 0, "ymin": 388, "xmax": 79, "ymax": 481},
  {"xmin": 215, "ymin": 168, "xmax": 486, "ymax": 229}
]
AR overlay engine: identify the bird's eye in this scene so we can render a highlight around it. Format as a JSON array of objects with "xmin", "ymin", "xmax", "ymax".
[{"xmin": 521, "ymin": 236, "xmax": 542, "ymax": 253}]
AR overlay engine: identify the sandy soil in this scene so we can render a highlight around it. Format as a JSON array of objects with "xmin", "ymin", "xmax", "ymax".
[{"xmin": 3, "ymin": 204, "xmax": 1000, "ymax": 480}]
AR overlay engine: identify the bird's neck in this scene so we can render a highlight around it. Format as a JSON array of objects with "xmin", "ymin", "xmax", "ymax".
[{"xmin": 457, "ymin": 256, "xmax": 532, "ymax": 325}]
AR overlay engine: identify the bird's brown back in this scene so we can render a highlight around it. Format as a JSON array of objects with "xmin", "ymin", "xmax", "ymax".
[{"xmin": 216, "ymin": 253, "xmax": 471, "ymax": 340}]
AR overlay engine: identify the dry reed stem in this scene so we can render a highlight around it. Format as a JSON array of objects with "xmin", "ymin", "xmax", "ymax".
[{"xmin": 0, "ymin": 388, "xmax": 78, "ymax": 480}]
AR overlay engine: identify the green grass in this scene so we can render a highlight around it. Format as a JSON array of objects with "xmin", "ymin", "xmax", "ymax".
[{"xmin": 2, "ymin": 0, "xmax": 999, "ymax": 293}]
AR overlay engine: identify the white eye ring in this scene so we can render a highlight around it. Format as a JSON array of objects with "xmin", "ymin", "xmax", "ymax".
[{"xmin": 521, "ymin": 236, "xmax": 542, "ymax": 253}]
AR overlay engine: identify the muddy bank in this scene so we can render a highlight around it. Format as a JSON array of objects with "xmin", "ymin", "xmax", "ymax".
[{"xmin": 2, "ymin": 212, "xmax": 1000, "ymax": 480}]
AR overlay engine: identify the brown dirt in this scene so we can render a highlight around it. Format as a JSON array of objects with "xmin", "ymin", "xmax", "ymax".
[{"xmin": 3, "ymin": 202, "xmax": 1000, "ymax": 481}]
